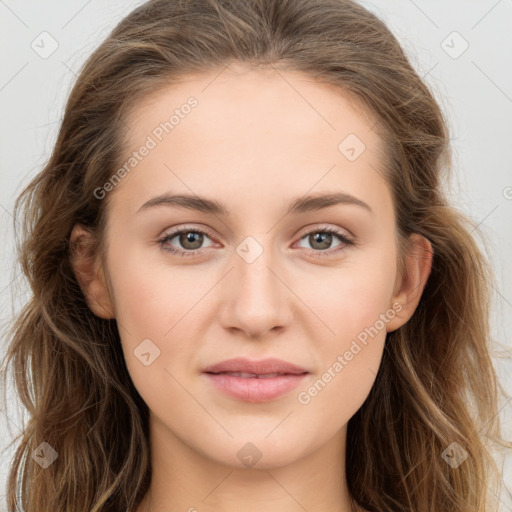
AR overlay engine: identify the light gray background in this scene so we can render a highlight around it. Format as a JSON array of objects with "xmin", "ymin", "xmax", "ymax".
[{"xmin": 0, "ymin": 0, "xmax": 511, "ymax": 509}]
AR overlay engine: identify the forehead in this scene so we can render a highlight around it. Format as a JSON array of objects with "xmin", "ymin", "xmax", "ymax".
[
  {"xmin": 124, "ymin": 63, "xmax": 381, "ymax": 150},
  {"xmin": 113, "ymin": 64, "xmax": 391, "ymax": 220}
]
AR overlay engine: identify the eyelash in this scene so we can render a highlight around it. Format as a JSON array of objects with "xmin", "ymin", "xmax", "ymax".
[{"xmin": 157, "ymin": 225, "xmax": 355, "ymax": 259}]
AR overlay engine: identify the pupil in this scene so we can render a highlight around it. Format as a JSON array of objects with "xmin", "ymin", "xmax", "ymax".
[
  {"xmin": 311, "ymin": 232, "xmax": 331, "ymax": 250},
  {"xmin": 180, "ymin": 232, "xmax": 203, "ymax": 249}
]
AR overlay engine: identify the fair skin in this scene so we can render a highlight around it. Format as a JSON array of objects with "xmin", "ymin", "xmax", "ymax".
[{"xmin": 71, "ymin": 63, "xmax": 432, "ymax": 512}]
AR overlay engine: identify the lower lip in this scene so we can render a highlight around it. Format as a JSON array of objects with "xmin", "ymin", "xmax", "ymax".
[{"xmin": 203, "ymin": 372, "xmax": 309, "ymax": 402}]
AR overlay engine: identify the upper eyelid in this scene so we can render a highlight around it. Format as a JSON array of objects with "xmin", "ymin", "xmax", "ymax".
[{"xmin": 162, "ymin": 224, "xmax": 217, "ymax": 241}]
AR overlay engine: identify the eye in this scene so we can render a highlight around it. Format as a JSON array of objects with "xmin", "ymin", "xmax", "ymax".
[
  {"xmin": 295, "ymin": 226, "xmax": 354, "ymax": 258},
  {"xmin": 158, "ymin": 224, "xmax": 355, "ymax": 258},
  {"xmin": 158, "ymin": 226, "xmax": 216, "ymax": 257}
]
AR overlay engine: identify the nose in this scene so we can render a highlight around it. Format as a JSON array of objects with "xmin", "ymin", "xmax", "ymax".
[{"xmin": 218, "ymin": 242, "xmax": 294, "ymax": 340}]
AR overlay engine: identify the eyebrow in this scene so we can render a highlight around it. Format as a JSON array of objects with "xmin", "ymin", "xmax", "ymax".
[{"xmin": 136, "ymin": 191, "xmax": 373, "ymax": 216}]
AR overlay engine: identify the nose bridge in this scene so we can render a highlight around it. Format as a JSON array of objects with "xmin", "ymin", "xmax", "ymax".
[{"xmin": 219, "ymin": 234, "xmax": 292, "ymax": 337}]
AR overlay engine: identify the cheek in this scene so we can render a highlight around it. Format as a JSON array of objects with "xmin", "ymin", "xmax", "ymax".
[
  {"xmin": 298, "ymin": 350, "xmax": 383, "ymax": 444},
  {"xmin": 297, "ymin": 300, "xmax": 388, "ymax": 434},
  {"xmin": 300, "ymin": 251, "xmax": 397, "ymax": 344},
  {"xmin": 107, "ymin": 245, "xmax": 196, "ymax": 338},
  {"xmin": 103, "ymin": 250, "xmax": 179, "ymax": 380},
  {"xmin": 295, "ymin": 251, "xmax": 395, "ymax": 419},
  {"xmin": 106, "ymin": 247, "xmax": 213, "ymax": 391}
]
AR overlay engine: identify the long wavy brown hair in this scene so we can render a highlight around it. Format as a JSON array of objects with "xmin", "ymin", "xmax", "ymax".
[{"xmin": 1, "ymin": 0, "xmax": 510, "ymax": 510}]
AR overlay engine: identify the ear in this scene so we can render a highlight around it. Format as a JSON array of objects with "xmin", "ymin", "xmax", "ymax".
[
  {"xmin": 69, "ymin": 224, "xmax": 115, "ymax": 319},
  {"xmin": 386, "ymin": 233, "xmax": 433, "ymax": 332}
]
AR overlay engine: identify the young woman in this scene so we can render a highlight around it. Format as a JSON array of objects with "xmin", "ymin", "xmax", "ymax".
[{"xmin": 1, "ymin": 0, "xmax": 510, "ymax": 511}]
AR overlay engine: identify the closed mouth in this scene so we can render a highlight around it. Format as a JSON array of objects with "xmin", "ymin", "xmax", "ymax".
[{"xmin": 206, "ymin": 371, "xmax": 307, "ymax": 379}]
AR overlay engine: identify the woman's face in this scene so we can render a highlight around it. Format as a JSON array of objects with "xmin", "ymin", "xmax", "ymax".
[{"xmin": 76, "ymin": 64, "xmax": 429, "ymax": 470}]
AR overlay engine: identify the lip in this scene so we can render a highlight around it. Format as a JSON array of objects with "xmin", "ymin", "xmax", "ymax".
[
  {"xmin": 202, "ymin": 358, "xmax": 309, "ymax": 403},
  {"xmin": 202, "ymin": 357, "xmax": 309, "ymax": 375}
]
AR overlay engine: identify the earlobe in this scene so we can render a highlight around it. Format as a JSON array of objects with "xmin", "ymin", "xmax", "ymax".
[
  {"xmin": 386, "ymin": 233, "xmax": 433, "ymax": 332},
  {"xmin": 69, "ymin": 224, "xmax": 115, "ymax": 319}
]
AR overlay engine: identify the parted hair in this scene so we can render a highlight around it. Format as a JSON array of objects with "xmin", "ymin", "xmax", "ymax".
[{"xmin": 1, "ymin": 0, "xmax": 510, "ymax": 511}]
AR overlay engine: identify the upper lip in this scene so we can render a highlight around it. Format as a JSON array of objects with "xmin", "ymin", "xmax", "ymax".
[{"xmin": 203, "ymin": 357, "xmax": 309, "ymax": 375}]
